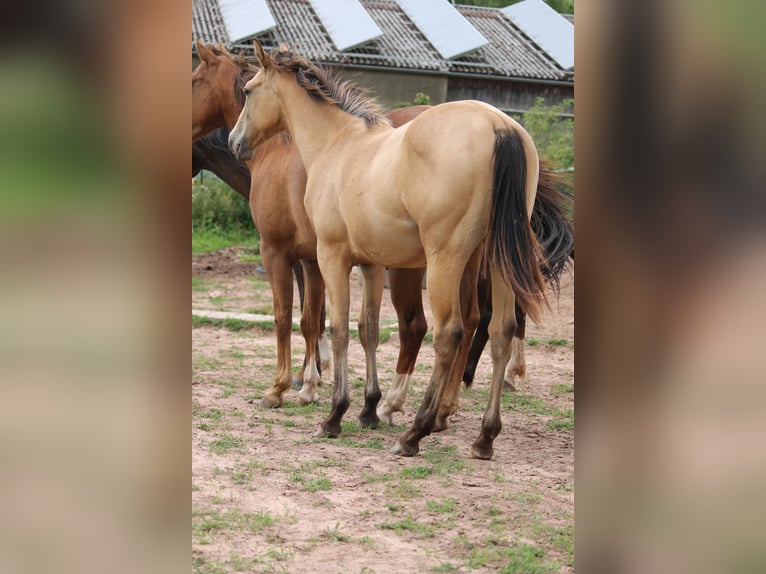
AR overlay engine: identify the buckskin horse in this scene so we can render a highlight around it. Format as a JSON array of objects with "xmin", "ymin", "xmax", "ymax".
[
  {"xmin": 193, "ymin": 41, "xmax": 430, "ymax": 414},
  {"xmin": 229, "ymin": 43, "xmax": 552, "ymax": 459}
]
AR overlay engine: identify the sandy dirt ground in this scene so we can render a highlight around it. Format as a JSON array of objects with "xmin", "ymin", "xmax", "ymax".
[{"xmin": 193, "ymin": 247, "xmax": 574, "ymax": 573}]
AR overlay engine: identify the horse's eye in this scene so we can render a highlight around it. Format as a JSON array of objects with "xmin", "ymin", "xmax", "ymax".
[{"xmin": 244, "ymin": 89, "xmax": 251, "ymax": 98}]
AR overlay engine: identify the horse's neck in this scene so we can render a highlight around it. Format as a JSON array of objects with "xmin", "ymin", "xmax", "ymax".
[{"xmin": 279, "ymin": 78, "xmax": 357, "ymax": 171}]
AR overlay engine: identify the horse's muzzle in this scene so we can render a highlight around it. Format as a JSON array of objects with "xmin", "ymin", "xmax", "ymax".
[{"xmin": 228, "ymin": 133, "xmax": 253, "ymax": 161}]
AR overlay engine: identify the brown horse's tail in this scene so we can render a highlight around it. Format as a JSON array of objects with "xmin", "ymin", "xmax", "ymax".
[
  {"xmin": 532, "ymin": 163, "xmax": 575, "ymax": 297},
  {"xmin": 486, "ymin": 128, "xmax": 548, "ymax": 324}
]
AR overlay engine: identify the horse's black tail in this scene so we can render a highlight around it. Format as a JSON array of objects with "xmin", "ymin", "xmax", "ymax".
[
  {"xmin": 486, "ymin": 128, "xmax": 548, "ymax": 324},
  {"xmin": 531, "ymin": 163, "xmax": 575, "ymax": 297}
]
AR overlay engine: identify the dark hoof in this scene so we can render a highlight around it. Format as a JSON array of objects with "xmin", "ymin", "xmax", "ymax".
[
  {"xmin": 469, "ymin": 441, "xmax": 494, "ymax": 460},
  {"xmin": 390, "ymin": 440, "xmax": 419, "ymax": 457},
  {"xmin": 314, "ymin": 422, "xmax": 341, "ymax": 438},
  {"xmin": 260, "ymin": 396, "xmax": 282, "ymax": 409},
  {"xmin": 292, "ymin": 376, "xmax": 303, "ymax": 391},
  {"xmin": 358, "ymin": 412, "xmax": 380, "ymax": 430}
]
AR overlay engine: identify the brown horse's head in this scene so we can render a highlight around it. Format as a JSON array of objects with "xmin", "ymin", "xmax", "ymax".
[
  {"xmin": 192, "ymin": 39, "xmax": 247, "ymax": 140},
  {"xmin": 229, "ymin": 41, "xmax": 289, "ymax": 161}
]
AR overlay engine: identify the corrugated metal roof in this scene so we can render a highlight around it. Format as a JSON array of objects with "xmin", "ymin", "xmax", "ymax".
[
  {"xmin": 192, "ymin": 0, "xmax": 573, "ymax": 83},
  {"xmin": 192, "ymin": 0, "xmax": 230, "ymax": 45},
  {"xmin": 501, "ymin": 0, "xmax": 574, "ymax": 70},
  {"xmin": 309, "ymin": 0, "xmax": 383, "ymax": 51}
]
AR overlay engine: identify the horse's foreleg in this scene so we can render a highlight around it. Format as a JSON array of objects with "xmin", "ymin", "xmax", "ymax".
[
  {"xmin": 470, "ymin": 272, "xmax": 517, "ymax": 460},
  {"xmin": 505, "ymin": 303, "xmax": 526, "ymax": 391},
  {"xmin": 357, "ymin": 264, "xmax": 386, "ymax": 428},
  {"xmin": 297, "ymin": 259, "xmax": 325, "ymax": 405},
  {"xmin": 377, "ymin": 268, "xmax": 427, "ymax": 425},
  {"xmin": 316, "ymin": 247, "xmax": 351, "ymax": 438},
  {"xmin": 434, "ymin": 249, "xmax": 482, "ymax": 432},
  {"xmin": 260, "ymin": 247, "xmax": 295, "ymax": 408},
  {"xmin": 463, "ymin": 273, "xmax": 491, "ymax": 388}
]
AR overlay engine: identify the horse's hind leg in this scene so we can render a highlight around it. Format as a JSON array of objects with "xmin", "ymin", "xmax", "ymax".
[
  {"xmin": 377, "ymin": 268, "xmax": 427, "ymax": 425},
  {"xmin": 297, "ymin": 259, "xmax": 325, "ymax": 406},
  {"xmin": 393, "ymin": 254, "xmax": 468, "ymax": 457},
  {"xmin": 505, "ymin": 303, "xmax": 526, "ymax": 391},
  {"xmin": 259, "ymin": 246, "xmax": 295, "ymax": 408},
  {"xmin": 471, "ymin": 271, "xmax": 517, "ymax": 460},
  {"xmin": 434, "ymin": 248, "xmax": 482, "ymax": 432},
  {"xmin": 357, "ymin": 264, "xmax": 386, "ymax": 428},
  {"xmin": 463, "ymin": 272, "xmax": 491, "ymax": 388},
  {"xmin": 292, "ymin": 262, "xmax": 305, "ymax": 390}
]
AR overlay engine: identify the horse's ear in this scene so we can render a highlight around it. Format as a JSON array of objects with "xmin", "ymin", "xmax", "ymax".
[
  {"xmin": 196, "ymin": 39, "xmax": 217, "ymax": 67},
  {"xmin": 253, "ymin": 40, "xmax": 270, "ymax": 70}
]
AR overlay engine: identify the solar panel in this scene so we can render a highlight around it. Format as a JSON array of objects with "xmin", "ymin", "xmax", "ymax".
[
  {"xmin": 309, "ymin": 0, "xmax": 383, "ymax": 51},
  {"xmin": 217, "ymin": 0, "xmax": 277, "ymax": 44},
  {"xmin": 501, "ymin": 0, "xmax": 574, "ymax": 70},
  {"xmin": 396, "ymin": 0, "xmax": 488, "ymax": 60}
]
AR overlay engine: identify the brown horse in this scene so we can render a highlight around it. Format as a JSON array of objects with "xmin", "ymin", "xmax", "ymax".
[
  {"xmin": 230, "ymin": 43, "xmax": 548, "ymax": 459},
  {"xmin": 193, "ymin": 126, "xmax": 324, "ymax": 375},
  {"xmin": 193, "ymin": 40, "xmax": 429, "ymax": 416}
]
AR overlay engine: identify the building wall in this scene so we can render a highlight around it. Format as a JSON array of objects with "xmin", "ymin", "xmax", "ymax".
[
  {"xmin": 333, "ymin": 68, "xmax": 448, "ymax": 110},
  {"xmin": 447, "ymin": 77, "xmax": 574, "ymax": 116}
]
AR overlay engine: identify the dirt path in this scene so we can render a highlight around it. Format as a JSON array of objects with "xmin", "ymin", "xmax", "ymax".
[{"xmin": 193, "ymin": 248, "xmax": 574, "ymax": 573}]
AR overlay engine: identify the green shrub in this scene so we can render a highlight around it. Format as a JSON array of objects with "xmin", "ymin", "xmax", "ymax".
[
  {"xmin": 192, "ymin": 172, "xmax": 254, "ymax": 232},
  {"xmin": 520, "ymin": 97, "xmax": 574, "ymax": 171}
]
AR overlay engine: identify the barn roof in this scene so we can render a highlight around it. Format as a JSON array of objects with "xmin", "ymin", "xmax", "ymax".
[{"xmin": 192, "ymin": 0, "xmax": 573, "ymax": 84}]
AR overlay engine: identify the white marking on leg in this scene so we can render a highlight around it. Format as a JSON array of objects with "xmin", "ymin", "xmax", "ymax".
[
  {"xmin": 298, "ymin": 360, "xmax": 321, "ymax": 405},
  {"xmin": 377, "ymin": 373, "xmax": 411, "ymax": 424},
  {"xmin": 505, "ymin": 336, "xmax": 526, "ymax": 391},
  {"xmin": 318, "ymin": 334, "xmax": 331, "ymax": 373}
]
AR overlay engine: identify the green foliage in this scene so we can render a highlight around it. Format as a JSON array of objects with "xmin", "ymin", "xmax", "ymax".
[
  {"xmin": 521, "ymin": 97, "xmax": 574, "ymax": 170},
  {"xmin": 192, "ymin": 172, "xmax": 255, "ymax": 232},
  {"xmin": 396, "ymin": 92, "xmax": 432, "ymax": 108}
]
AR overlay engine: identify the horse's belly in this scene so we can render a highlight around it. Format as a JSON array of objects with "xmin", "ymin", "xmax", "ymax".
[{"xmin": 348, "ymin": 218, "xmax": 425, "ymax": 268}]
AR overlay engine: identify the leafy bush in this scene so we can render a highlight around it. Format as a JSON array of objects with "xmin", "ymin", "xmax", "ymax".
[
  {"xmin": 192, "ymin": 172, "xmax": 254, "ymax": 232},
  {"xmin": 520, "ymin": 97, "xmax": 574, "ymax": 171},
  {"xmin": 395, "ymin": 92, "xmax": 432, "ymax": 108}
]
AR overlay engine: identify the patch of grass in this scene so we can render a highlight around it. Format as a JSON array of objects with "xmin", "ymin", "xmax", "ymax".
[
  {"xmin": 245, "ymin": 305, "xmax": 273, "ymax": 315},
  {"xmin": 192, "ymin": 276, "xmax": 211, "ymax": 292},
  {"xmin": 378, "ymin": 326, "xmax": 396, "ymax": 344},
  {"xmin": 193, "ymin": 508, "xmax": 276, "ymax": 534},
  {"xmin": 400, "ymin": 466, "xmax": 433, "ymax": 479},
  {"xmin": 198, "ymin": 408, "xmax": 224, "ymax": 421},
  {"xmin": 498, "ymin": 542, "xmax": 558, "ymax": 574},
  {"xmin": 551, "ymin": 383, "xmax": 574, "ymax": 395},
  {"xmin": 379, "ymin": 516, "xmax": 438, "ymax": 538},
  {"xmin": 193, "ymin": 556, "xmax": 227, "ymax": 574},
  {"xmin": 426, "ymin": 497, "xmax": 457, "ymax": 514},
  {"xmin": 431, "ymin": 563, "xmax": 459, "ymax": 572},
  {"xmin": 547, "ymin": 408, "xmax": 574, "ymax": 431},
  {"xmin": 384, "ymin": 479, "xmax": 422, "ymax": 500},
  {"xmin": 546, "ymin": 338, "xmax": 569, "ymax": 346},
  {"xmin": 337, "ymin": 436, "xmax": 385, "ymax": 450},
  {"xmin": 192, "ymin": 228, "xmax": 258, "ymax": 254},
  {"xmin": 532, "ymin": 523, "xmax": 574, "ymax": 568},
  {"xmin": 319, "ymin": 523, "xmax": 354, "ymax": 543},
  {"xmin": 230, "ymin": 469, "xmax": 251, "ymax": 485},
  {"xmin": 209, "ymin": 433, "xmax": 245, "ymax": 455},
  {"xmin": 288, "ymin": 463, "xmax": 332, "ymax": 492}
]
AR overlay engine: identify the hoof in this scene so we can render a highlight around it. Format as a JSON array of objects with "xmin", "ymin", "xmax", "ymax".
[
  {"xmin": 260, "ymin": 396, "xmax": 282, "ymax": 409},
  {"xmin": 358, "ymin": 413, "xmax": 379, "ymax": 430},
  {"xmin": 469, "ymin": 443, "xmax": 494, "ymax": 460},
  {"xmin": 314, "ymin": 422, "xmax": 340, "ymax": 438},
  {"xmin": 377, "ymin": 408, "xmax": 393, "ymax": 425},
  {"xmin": 292, "ymin": 376, "xmax": 303, "ymax": 391},
  {"xmin": 297, "ymin": 389, "xmax": 317, "ymax": 406},
  {"xmin": 390, "ymin": 440, "xmax": 418, "ymax": 457}
]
